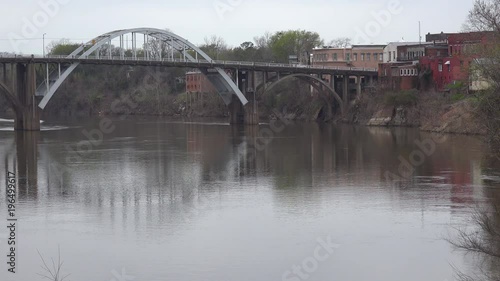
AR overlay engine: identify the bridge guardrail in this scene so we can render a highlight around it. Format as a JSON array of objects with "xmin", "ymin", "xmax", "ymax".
[{"xmin": 1, "ymin": 53, "xmax": 377, "ymax": 72}]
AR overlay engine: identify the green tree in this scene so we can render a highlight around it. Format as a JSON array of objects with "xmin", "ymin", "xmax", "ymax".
[
  {"xmin": 47, "ymin": 39, "xmax": 80, "ymax": 56},
  {"xmin": 269, "ymin": 30, "xmax": 323, "ymax": 63},
  {"xmin": 231, "ymin": 41, "xmax": 256, "ymax": 61}
]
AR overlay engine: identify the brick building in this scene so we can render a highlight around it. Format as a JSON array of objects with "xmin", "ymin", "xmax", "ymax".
[
  {"xmin": 312, "ymin": 44, "xmax": 385, "ymax": 69},
  {"xmin": 379, "ymin": 61, "xmax": 419, "ymax": 90},
  {"xmin": 185, "ymin": 71, "xmax": 216, "ymax": 93},
  {"xmin": 379, "ymin": 43, "xmax": 427, "ymax": 90},
  {"xmin": 419, "ymin": 31, "xmax": 494, "ymax": 91},
  {"xmin": 383, "ymin": 42, "xmax": 424, "ymax": 63},
  {"xmin": 379, "ymin": 31, "xmax": 494, "ymax": 92}
]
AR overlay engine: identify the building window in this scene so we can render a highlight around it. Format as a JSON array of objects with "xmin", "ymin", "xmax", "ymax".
[
  {"xmin": 346, "ymin": 53, "xmax": 351, "ymax": 61},
  {"xmin": 438, "ymin": 63, "xmax": 443, "ymax": 72},
  {"xmin": 393, "ymin": 51, "xmax": 396, "ymax": 60},
  {"xmin": 361, "ymin": 53, "xmax": 365, "ymax": 61},
  {"xmin": 388, "ymin": 52, "xmax": 392, "ymax": 61},
  {"xmin": 380, "ymin": 53, "xmax": 383, "ymax": 61},
  {"xmin": 400, "ymin": 69, "xmax": 403, "ymax": 76},
  {"xmin": 374, "ymin": 53, "xmax": 378, "ymax": 61},
  {"xmin": 333, "ymin": 53, "xmax": 338, "ymax": 61},
  {"xmin": 367, "ymin": 53, "xmax": 371, "ymax": 61},
  {"xmin": 353, "ymin": 53, "xmax": 357, "ymax": 61}
]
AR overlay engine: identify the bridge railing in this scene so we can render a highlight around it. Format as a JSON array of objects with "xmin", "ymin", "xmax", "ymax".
[{"xmin": 0, "ymin": 54, "xmax": 378, "ymax": 72}]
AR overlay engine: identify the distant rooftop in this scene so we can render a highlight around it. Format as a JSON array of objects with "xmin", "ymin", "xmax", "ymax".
[{"xmin": 313, "ymin": 44, "xmax": 386, "ymax": 50}]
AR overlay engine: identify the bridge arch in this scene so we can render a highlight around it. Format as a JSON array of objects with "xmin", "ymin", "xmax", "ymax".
[
  {"xmin": 261, "ymin": 74, "xmax": 344, "ymax": 113},
  {"xmin": 37, "ymin": 28, "xmax": 247, "ymax": 109}
]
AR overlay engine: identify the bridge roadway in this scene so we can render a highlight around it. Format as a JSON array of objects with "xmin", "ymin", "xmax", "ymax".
[{"xmin": 0, "ymin": 54, "xmax": 378, "ymax": 76}]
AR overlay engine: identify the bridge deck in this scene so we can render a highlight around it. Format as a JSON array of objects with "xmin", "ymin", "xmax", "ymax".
[{"xmin": 0, "ymin": 55, "xmax": 378, "ymax": 76}]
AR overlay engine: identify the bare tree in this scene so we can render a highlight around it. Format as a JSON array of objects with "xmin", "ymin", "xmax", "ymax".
[
  {"xmin": 449, "ymin": 4, "xmax": 500, "ymax": 279},
  {"xmin": 327, "ymin": 37, "xmax": 352, "ymax": 48},
  {"xmin": 449, "ymin": 205, "xmax": 500, "ymax": 281},
  {"xmin": 253, "ymin": 32, "xmax": 273, "ymax": 49},
  {"xmin": 201, "ymin": 35, "xmax": 228, "ymax": 60},
  {"xmin": 37, "ymin": 247, "xmax": 70, "ymax": 281},
  {"xmin": 463, "ymin": 0, "xmax": 500, "ymax": 147},
  {"xmin": 253, "ymin": 32, "xmax": 274, "ymax": 61},
  {"xmin": 146, "ymin": 28, "xmax": 175, "ymax": 60},
  {"xmin": 464, "ymin": 0, "xmax": 500, "ymax": 32}
]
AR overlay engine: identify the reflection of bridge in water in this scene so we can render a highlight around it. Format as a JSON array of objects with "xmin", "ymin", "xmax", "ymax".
[
  {"xmin": 2, "ymin": 132, "xmax": 39, "ymax": 199},
  {"xmin": 0, "ymin": 28, "xmax": 377, "ymax": 130}
]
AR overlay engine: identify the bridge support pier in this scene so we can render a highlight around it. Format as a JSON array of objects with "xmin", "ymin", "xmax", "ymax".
[
  {"xmin": 229, "ymin": 70, "xmax": 259, "ymax": 125},
  {"xmin": 14, "ymin": 63, "xmax": 41, "ymax": 131},
  {"xmin": 356, "ymin": 75, "xmax": 362, "ymax": 97},
  {"xmin": 342, "ymin": 75, "xmax": 349, "ymax": 110}
]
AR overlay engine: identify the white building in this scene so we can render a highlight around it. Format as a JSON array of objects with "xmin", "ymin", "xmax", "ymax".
[
  {"xmin": 469, "ymin": 59, "xmax": 493, "ymax": 91},
  {"xmin": 383, "ymin": 42, "xmax": 422, "ymax": 63}
]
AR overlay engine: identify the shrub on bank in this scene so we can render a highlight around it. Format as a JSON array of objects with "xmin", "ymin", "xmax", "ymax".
[{"xmin": 384, "ymin": 90, "xmax": 418, "ymax": 107}]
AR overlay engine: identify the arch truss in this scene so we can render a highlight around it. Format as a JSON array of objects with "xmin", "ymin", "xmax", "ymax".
[
  {"xmin": 261, "ymin": 73, "xmax": 344, "ymax": 112},
  {"xmin": 37, "ymin": 28, "xmax": 248, "ymax": 109}
]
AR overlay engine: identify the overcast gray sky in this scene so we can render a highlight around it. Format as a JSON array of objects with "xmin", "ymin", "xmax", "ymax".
[{"xmin": 0, "ymin": 0, "xmax": 474, "ymax": 54}]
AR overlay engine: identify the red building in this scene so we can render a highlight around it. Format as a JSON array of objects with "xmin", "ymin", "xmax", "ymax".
[
  {"xmin": 379, "ymin": 31, "xmax": 495, "ymax": 92},
  {"xmin": 185, "ymin": 71, "xmax": 216, "ymax": 93},
  {"xmin": 379, "ymin": 61, "xmax": 419, "ymax": 90},
  {"xmin": 419, "ymin": 31, "xmax": 494, "ymax": 91}
]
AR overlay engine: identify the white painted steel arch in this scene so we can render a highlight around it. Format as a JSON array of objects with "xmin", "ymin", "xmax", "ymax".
[{"xmin": 37, "ymin": 28, "xmax": 248, "ymax": 109}]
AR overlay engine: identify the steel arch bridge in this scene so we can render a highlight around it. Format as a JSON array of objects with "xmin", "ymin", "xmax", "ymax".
[
  {"xmin": 0, "ymin": 27, "xmax": 378, "ymax": 130},
  {"xmin": 36, "ymin": 28, "xmax": 248, "ymax": 109}
]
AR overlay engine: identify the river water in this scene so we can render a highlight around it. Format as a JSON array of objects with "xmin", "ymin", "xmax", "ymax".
[{"xmin": 0, "ymin": 116, "xmax": 499, "ymax": 281}]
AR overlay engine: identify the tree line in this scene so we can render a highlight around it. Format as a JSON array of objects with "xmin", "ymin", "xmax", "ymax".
[{"xmin": 46, "ymin": 29, "xmax": 329, "ymax": 64}]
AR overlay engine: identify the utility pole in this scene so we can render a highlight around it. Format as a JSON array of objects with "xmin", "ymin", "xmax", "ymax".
[
  {"xmin": 419, "ymin": 21, "xmax": 422, "ymax": 45},
  {"xmin": 43, "ymin": 33, "xmax": 47, "ymax": 57}
]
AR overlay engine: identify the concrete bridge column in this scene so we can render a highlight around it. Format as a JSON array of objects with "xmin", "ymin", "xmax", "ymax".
[
  {"xmin": 356, "ymin": 75, "xmax": 362, "ymax": 97},
  {"xmin": 229, "ymin": 69, "xmax": 244, "ymax": 124},
  {"xmin": 330, "ymin": 74, "xmax": 335, "ymax": 91},
  {"xmin": 14, "ymin": 63, "xmax": 40, "ymax": 131},
  {"xmin": 229, "ymin": 70, "xmax": 259, "ymax": 125},
  {"xmin": 2, "ymin": 63, "xmax": 6, "ymax": 82},
  {"xmin": 244, "ymin": 70, "xmax": 259, "ymax": 125},
  {"xmin": 342, "ymin": 75, "xmax": 349, "ymax": 105}
]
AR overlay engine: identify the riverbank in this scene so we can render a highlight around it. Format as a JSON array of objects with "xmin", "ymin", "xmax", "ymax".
[
  {"xmin": 0, "ymin": 87, "xmax": 488, "ymax": 137},
  {"xmin": 348, "ymin": 90, "xmax": 487, "ymax": 135}
]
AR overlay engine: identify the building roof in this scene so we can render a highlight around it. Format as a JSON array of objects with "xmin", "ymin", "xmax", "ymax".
[
  {"xmin": 385, "ymin": 42, "xmax": 422, "ymax": 46},
  {"xmin": 352, "ymin": 44, "xmax": 386, "ymax": 48},
  {"xmin": 425, "ymin": 45, "xmax": 448, "ymax": 49},
  {"xmin": 313, "ymin": 44, "xmax": 386, "ymax": 51}
]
